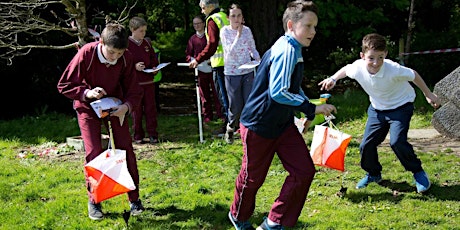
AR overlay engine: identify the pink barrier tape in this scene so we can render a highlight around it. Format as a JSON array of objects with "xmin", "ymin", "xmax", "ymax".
[{"xmin": 400, "ymin": 48, "xmax": 460, "ymax": 55}]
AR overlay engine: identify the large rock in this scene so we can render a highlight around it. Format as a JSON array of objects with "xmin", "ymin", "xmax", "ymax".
[{"xmin": 432, "ymin": 66, "xmax": 460, "ymax": 140}]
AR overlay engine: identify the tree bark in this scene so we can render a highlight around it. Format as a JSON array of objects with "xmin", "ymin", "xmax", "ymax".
[
  {"xmin": 404, "ymin": 0, "xmax": 416, "ymax": 65},
  {"xmin": 247, "ymin": 0, "xmax": 290, "ymax": 53}
]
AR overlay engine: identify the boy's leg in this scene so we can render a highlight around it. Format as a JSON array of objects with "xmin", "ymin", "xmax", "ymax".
[
  {"xmin": 230, "ymin": 124, "xmax": 275, "ymax": 222},
  {"xmin": 132, "ymin": 86, "xmax": 146, "ymax": 142},
  {"xmin": 143, "ymin": 83, "xmax": 158, "ymax": 139},
  {"xmin": 155, "ymin": 83, "xmax": 161, "ymax": 112},
  {"xmin": 78, "ymin": 111, "xmax": 104, "ymax": 202},
  {"xmin": 387, "ymin": 103, "xmax": 423, "ymax": 172},
  {"xmin": 268, "ymin": 125, "xmax": 316, "ymax": 227},
  {"xmin": 359, "ymin": 105, "xmax": 389, "ymax": 175},
  {"xmin": 109, "ymin": 116, "xmax": 140, "ymax": 202}
]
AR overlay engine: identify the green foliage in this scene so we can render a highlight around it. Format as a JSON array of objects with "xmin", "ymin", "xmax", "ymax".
[{"xmin": 152, "ymin": 29, "xmax": 188, "ymax": 62}]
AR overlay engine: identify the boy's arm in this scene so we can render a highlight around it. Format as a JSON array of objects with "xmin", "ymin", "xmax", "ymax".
[
  {"xmin": 412, "ymin": 71, "xmax": 441, "ymax": 108},
  {"xmin": 318, "ymin": 65, "xmax": 348, "ymax": 91}
]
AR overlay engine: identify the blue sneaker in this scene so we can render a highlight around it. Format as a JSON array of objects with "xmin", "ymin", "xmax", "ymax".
[
  {"xmin": 228, "ymin": 211, "xmax": 255, "ymax": 230},
  {"xmin": 356, "ymin": 174, "xmax": 382, "ymax": 189},
  {"xmin": 414, "ymin": 171, "xmax": 431, "ymax": 193},
  {"xmin": 256, "ymin": 217, "xmax": 285, "ymax": 230}
]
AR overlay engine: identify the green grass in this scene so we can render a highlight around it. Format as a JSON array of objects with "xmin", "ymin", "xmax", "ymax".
[{"xmin": 0, "ymin": 89, "xmax": 458, "ymax": 230}]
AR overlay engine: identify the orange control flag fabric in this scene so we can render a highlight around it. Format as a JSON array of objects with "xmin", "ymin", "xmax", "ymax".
[
  {"xmin": 310, "ymin": 125, "xmax": 352, "ymax": 171},
  {"xmin": 85, "ymin": 149, "xmax": 136, "ymax": 203}
]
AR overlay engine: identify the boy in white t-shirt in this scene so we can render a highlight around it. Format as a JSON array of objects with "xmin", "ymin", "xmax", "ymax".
[{"xmin": 319, "ymin": 33, "xmax": 440, "ymax": 193}]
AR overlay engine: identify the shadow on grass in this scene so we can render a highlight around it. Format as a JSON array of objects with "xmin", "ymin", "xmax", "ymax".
[
  {"xmin": 102, "ymin": 204, "xmax": 267, "ymax": 229},
  {"xmin": 344, "ymin": 179, "xmax": 460, "ymax": 203}
]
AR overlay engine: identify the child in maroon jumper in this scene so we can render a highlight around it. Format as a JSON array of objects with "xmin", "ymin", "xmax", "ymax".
[
  {"xmin": 128, "ymin": 16, "xmax": 160, "ymax": 144},
  {"xmin": 57, "ymin": 23, "xmax": 145, "ymax": 220},
  {"xmin": 186, "ymin": 15, "xmax": 224, "ymax": 123}
]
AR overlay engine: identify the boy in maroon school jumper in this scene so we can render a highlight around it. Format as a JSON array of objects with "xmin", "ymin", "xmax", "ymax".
[
  {"xmin": 128, "ymin": 17, "xmax": 160, "ymax": 144},
  {"xmin": 186, "ymin": 15, "xmax": 224, "ymax": 123},
  {"xmin": 57, "ymin": 23, "xmax": 145, "ymax": 220}
]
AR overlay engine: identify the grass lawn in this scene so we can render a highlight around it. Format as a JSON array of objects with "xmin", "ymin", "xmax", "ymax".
[{"xmin": 0, "ymin": 89, "xmax": 458, "ymax": 229}]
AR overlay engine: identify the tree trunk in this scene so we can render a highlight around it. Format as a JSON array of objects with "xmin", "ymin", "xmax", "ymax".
[
  {"xmin": 247, "ymin": 0, "xmax": 290, "ymax": 53},
  {"xmin": 404, "ymin": 0, "xmax": 416, "ymax": 65}
]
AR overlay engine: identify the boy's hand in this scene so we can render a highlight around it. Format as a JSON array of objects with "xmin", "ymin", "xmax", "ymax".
[
  {"xmin": 302, "ymin": 120, "xmax": 312, "ymax": 134},
  {"xmin": 86, "ymin": 87, "xmax": 107, "ymax": 99},
  {"xmin": 318, "ymin": 78, "xmax": 336, "ymax": 91},
  {"xmin": 316, "ymin": 104, "xmax": 337, "ymax": 116},
  {"xmin": 110, "ymin": 104, "xmax": 128, "ymax": 118},
  {"xmin": 189, "ymin": 59, "xmax": 198, "ymax": 68},
  {"xmin": 136, "ymin": 62, "xmax": 145, "ymax": 71},
  {"xmin": 426, "ymin": 93, "xmax": 441, "ymax": 109}
]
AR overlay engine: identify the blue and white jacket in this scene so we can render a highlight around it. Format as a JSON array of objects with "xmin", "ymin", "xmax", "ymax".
[{"xmin": 240, "ymin": 34, "xmax": 316, "ymax": 139}]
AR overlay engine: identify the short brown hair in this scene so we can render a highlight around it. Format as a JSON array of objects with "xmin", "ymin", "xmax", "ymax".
[
  {"xmin": 282, "ymin": 1, "xmax": 318, "ymax": 32},
  {"xmin": 100, "ymin": 23, "xmax": 129, "ymax": 49},
  {"xmin": 129, "ymin": 16, "xmax": 147, "ymax": 31},
  {"xmin": 362, "ymin": 33, "xmax": 387, "ymax": 53}
]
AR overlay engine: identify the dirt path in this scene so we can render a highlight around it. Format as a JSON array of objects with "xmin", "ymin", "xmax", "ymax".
[{"xmin": 381, "ymin": 128, "xmax": 460, "ymax": 155}]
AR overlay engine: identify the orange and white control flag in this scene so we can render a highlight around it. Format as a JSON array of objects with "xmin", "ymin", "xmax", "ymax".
[
  {"xmin": 310, "ymin": 125, "xmax": 352, "ymax": 171},
  {"xmin": 85, "ymin": 149, "xmax": 136, "ymax": 203}
]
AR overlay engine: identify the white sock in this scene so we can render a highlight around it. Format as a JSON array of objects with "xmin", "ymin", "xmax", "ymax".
[{"xmin": 267, "ymin": 218, "xmax": 280, "ymax": 226}]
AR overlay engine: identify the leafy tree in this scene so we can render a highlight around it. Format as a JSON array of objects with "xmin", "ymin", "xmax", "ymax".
[{"xmin": 0, "ymin": 0, "xmax": 459, "ymax": 118}]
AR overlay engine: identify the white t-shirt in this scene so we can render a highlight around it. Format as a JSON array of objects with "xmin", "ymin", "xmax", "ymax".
[{"xmin": 345, "ymin": 59, "xmax": 416, "ymax": 110}]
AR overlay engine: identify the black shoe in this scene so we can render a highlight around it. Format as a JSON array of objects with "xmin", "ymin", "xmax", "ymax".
[
  {"xmin": 88, "ymin": 202, "xmax": 103, "ymax": 220},
  {"xmin": 130, "ymin": 200, "xmax": 145, "ymax": 216},
  {"xmin": 149, "ymin": 136, "xmax": 159, "ymax": 144},
  {"xmin": 225, "ymin": 130, "xmax": 234, "ymax": 144},
  {"xmin": 134, "ymin": 139, "xmax": 144, "ymax": 144},
  {"xmin": 212, "ymin": 125, "xmax": 226, "ymax": 137}
]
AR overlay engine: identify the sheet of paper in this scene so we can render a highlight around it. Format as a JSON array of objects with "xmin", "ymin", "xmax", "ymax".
[
  {"xmin": 90, "ymin": 97, "xmax": 122, "ymax": 118},
  {"xmin": 143, "ymin": 62, "xmax": 171, "ymax": 73},
  {"xmin": 238, "ymin": 60, "xmax": 260, "ymax": 69},
  {"xmin": 143, "ymin": 69, "xmax": 155, "ymax": 73}
]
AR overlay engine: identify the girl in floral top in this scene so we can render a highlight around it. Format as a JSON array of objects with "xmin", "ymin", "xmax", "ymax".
[{"xmin": 220, "ymin": 3, "xmax": 260, "ymax": 144}]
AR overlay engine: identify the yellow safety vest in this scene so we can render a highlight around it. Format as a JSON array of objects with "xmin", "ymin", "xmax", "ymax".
[{"xmin": 205, "ymin": 11, "xmax": 229, "ymax": 67}]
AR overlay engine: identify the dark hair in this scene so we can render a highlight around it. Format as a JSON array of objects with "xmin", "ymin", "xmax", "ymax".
[
  {"xmin": 193, "ymin": 15, "xmax": 204, "ymax": 23},
  {"xmin": 229, "ymin": 3, "xmax": 242, "ymax": 12},
  {"xmin": 100, "ymin": 23, "xmax": 129, "ymax": 49},
  {"xmin": 362, "ymin": 33, "xmax": 387, "ymax": 53},
  {"xmin": 282, "ymin": 1, "xmax": 318, "ymax": 32}
]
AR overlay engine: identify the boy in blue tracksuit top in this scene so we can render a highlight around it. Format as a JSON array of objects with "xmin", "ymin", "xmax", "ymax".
[{"xmin": 228, "ymin": 1, "xmax": 337, "ymax": 229}]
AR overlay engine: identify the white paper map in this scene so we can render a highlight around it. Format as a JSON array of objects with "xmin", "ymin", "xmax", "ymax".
[
  {"xmin": 238, "ymin": 60, "xmax": 260, "ymax": 69},
  {"xmin": 90, "ymin": 97, "xmax": 122, "ymax": 118},
  {"xmin": 143, "ymin": 62, "xmax": 170, "ymax": 73}
]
